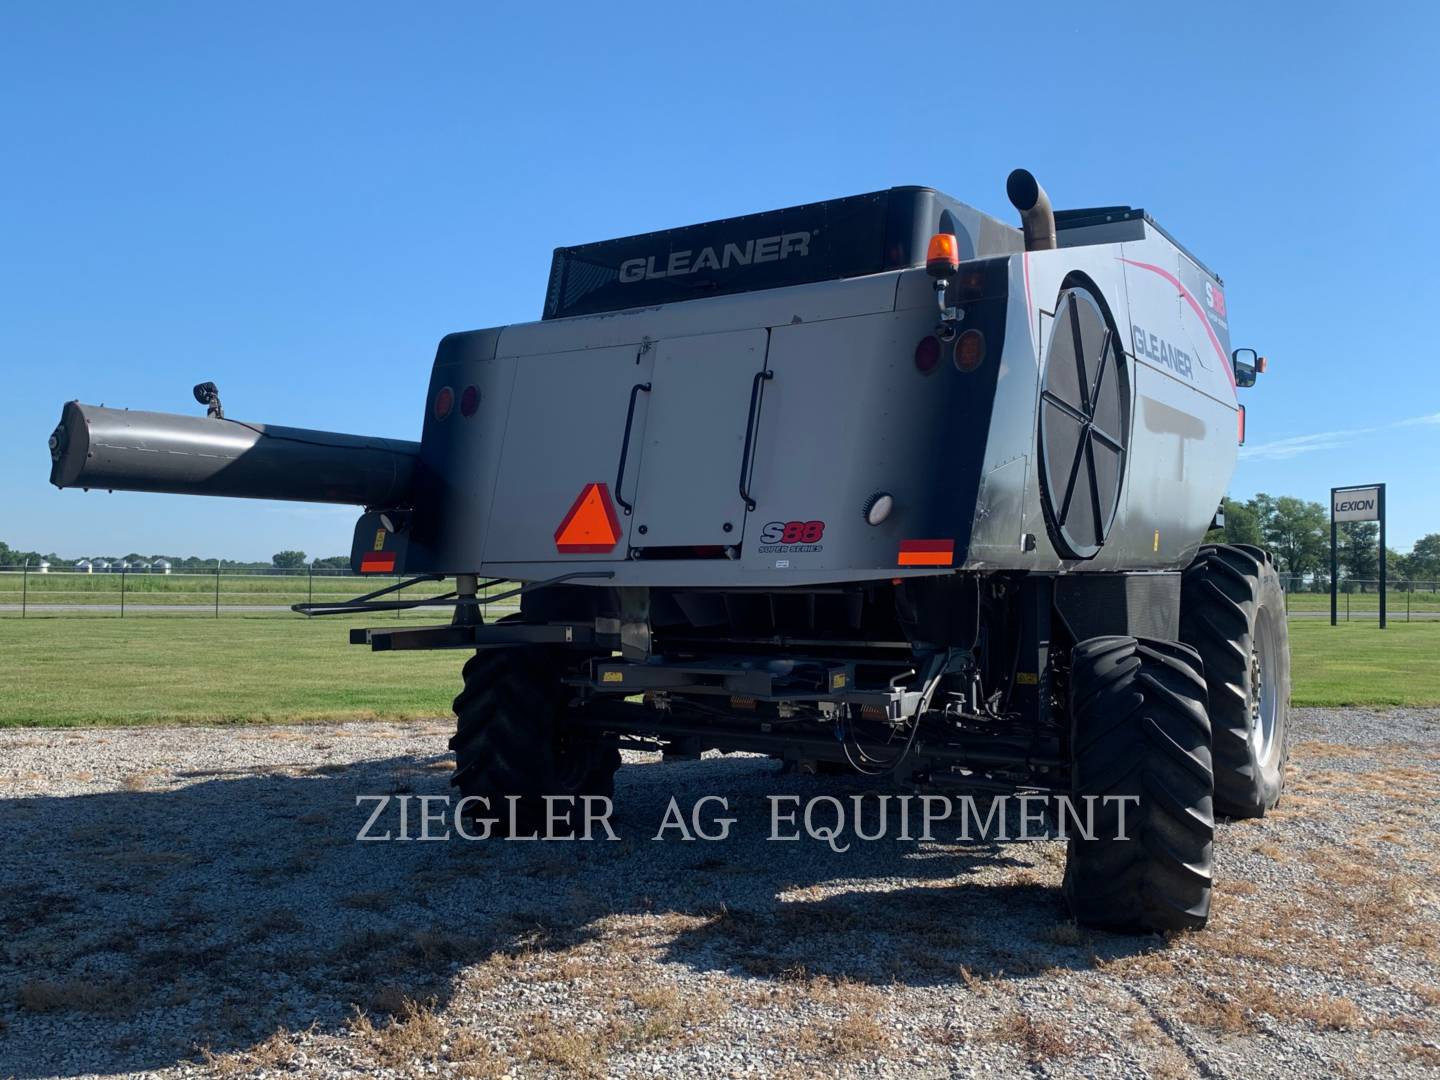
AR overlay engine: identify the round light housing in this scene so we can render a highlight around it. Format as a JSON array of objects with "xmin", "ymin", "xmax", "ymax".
[
  {"xmin": 864, "ymin": 492, "xmax": 894, "ymax": 526},
  {"xmin": 460, "ymin": 385, "xmax": 480, "ymax": 417},
  {"xmin": 954, "ymin": 329, "xmax": 986, "ymax": 372},
  {"xmin": 914, "ymin": 335, "xmax": 941, "ymax": 374},
  {"xmin": 433, "ymin": 385, "xmax": 455, "ymax": 421}
]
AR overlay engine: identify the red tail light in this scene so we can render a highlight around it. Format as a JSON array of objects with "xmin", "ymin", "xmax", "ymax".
[
  {"xmin": 433, "ymin": 386, "xmax": 454, "ymax": 421},
  {"xmin": 914, "ymin": 335, "xmax": 941, "ymax": 374}
]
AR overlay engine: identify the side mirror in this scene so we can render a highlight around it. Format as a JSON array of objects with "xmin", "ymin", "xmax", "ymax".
[{"xmin": 1231, "ymin": 347, "xmax": 1263, "ymax": 388}]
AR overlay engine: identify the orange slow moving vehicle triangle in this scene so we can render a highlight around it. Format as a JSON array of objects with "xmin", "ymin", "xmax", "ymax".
[{"xmin": 553, "ymin": 482, "xmax": 623, "ymax": 554}]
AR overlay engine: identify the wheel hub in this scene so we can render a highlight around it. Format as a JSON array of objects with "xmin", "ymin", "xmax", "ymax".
[
  {"xmin": 1249, "ymin": 645, "xmax": 1262, "ymax": 731},
  {"xmin": 1249, "ymin": 613, "xmax": 1279, "ymax": 763}
]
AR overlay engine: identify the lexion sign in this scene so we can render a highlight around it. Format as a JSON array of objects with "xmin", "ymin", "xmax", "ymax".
[
  {"xmin": 1332, "ymin": 486, "xmax": 1380, "ymax": 523},
  {"xmin": 1330, "ymin": 484, "xmax": 1387, "ymax": 628}
]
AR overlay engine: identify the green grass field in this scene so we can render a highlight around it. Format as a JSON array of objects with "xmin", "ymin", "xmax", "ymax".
[
  {"xmin": 1286, "ymin": 619, "xmax": 1440, "ymax": 707},
  {"xmin": 1, "ymin": 614, "xmax": 1437, "ymax": 727},
  {"xmin": 0, "ymin": 618, "xmax": 464, "ymax": 726}
]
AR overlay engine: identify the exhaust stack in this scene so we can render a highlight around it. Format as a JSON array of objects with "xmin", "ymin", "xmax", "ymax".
[
  {"xmin": 48, "ymin": 401, "xmax": 419, "ymax": 507},
  {"xmin": 1006, "ymin": 169, "xmax": 1056, "ymax": 252}
]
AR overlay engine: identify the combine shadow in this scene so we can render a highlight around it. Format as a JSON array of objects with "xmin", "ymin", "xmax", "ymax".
[{"xmin": 0, "ymin": 747, "xmax": 1164, "ymax": 1077}]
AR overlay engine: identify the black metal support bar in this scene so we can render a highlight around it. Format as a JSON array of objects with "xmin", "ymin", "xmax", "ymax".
[
  {"xmin": 574, "ymin": 700, "xmax": 1065, "ymax": 783},
  {"xmin": 295, "ymin": 570, "xmax": 612, "ymax": 618},
  {"xmin": 659, "ymin": 634, "xmax": 912, "ymax": 653},
  {"xmin": 1379, "ymin": 482, "xmax": 1388, "ymax": 630},
  {"xmin": 352, "ymin": 621, "xmax": 605, "ymax": 652},
  {"xmin": 1330, "ymin": 513, "xmax": 1338, "ymax": 626},
  {"xmin": 925, "ymin": 773, "xmax": 1055, "ymax": 796},
  {"xmin": 295, "ymin": 587, "xmax": 456, "ymax": 617},
  {"xmin": 475, "ymin": 571, "xmax": 616, "ymax": 607},
  {"xmin": 1010, "ymin": 575, "xmax": 1053, "ymax": 726},
  {"xmin": 339, "ymin": 572, "xmax": 447, "ymax": 607},
  {"xmin": 578, "ymin": 706, "xmax": 851, "ymax": 760}
]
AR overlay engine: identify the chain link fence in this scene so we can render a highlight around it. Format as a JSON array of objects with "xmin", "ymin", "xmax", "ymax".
[
  {"xmin": 0, "ymin": 565, "xmax": 516, "ymax": 619},
  {"xmin": 1277, "ymin": 575, "xmax": 1440, "ymax": 621},
  {"xmin": 5, "ymin": 565, "xmax": 1435, "ymax": 622}
]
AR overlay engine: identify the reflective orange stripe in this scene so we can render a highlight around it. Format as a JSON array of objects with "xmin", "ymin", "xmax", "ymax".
[
  {"xmin": 897, "ymin": 539, "xmax": 954, "ymax": 567},
  {"xmin": 360, "ymin": 552, "xmax": 396, "ymax": 573}
]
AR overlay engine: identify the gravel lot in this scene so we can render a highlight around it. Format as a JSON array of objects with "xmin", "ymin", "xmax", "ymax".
[{"xmin": 1, "ymin": 708, "xmax": 1437, "ymax": 1079}]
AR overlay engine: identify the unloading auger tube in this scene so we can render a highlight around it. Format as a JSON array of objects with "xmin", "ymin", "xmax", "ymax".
[{"xmin": 48, "ymin": 401, "xmax": 419, "ymax": 507}]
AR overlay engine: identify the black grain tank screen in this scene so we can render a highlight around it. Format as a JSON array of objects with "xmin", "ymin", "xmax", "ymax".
[{"xmin": 543, "ymin": 187, "xmax": 957, "ymax": 320}]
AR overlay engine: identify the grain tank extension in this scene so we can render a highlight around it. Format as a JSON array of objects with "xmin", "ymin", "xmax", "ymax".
[{"xmin": 48, "ymin": 170, "xmax": 1287, "ymax": 934}]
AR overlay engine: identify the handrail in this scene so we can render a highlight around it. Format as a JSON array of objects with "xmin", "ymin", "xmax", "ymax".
[
  {"xmin": 738, "ymin": 369, "xmax": 774, "ymax": 512},
  {"xmin": 614, "ymin": 381, "xmax": 651, "ymax": 516}
]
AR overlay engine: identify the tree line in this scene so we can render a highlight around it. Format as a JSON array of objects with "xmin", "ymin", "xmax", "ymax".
[
  {"xmin": 1206, "ymin": 495, "xmax": 1440, "ymax": 590},
  {"xmin": 0, "ymin": 542, "xmax": 348, "ymax": 572}
]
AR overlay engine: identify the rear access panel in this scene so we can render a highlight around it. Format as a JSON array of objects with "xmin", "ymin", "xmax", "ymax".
[
  {"xmin": 740, "ymin": 312, "xmax": 935, "ymax": 575},
  {"xmin": 627, "ymin": 329, "xmax": 768, "ymax": 549},
  {"xmin": 483, "ymin": 344, "xmax": 652, "ymax": 562}
]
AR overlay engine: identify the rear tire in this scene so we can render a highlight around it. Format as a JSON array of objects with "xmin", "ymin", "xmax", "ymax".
[
  {"xmin": 1179, "ymin": 544, "xmax": 1291, "ymax": 818},
  {"xmin": 1064, "ymin": 636, "xmax": 1214, "ymax": 933},
  {"xmin": 448, "ymin": 647, "xmax": 620, "ymax": 836}
]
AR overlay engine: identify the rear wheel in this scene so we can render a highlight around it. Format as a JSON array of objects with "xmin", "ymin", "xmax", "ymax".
[
  {"xmin": 449, "ymin": 647, "xmax": 620, "ymax": 836},
  {"xmin": 1064, "ymin": 636, "xmax": 1214, "ymax": 933},
  {"xmin": 1180, "ymin": 544, "xmax": 1291, "ymax": 818}
]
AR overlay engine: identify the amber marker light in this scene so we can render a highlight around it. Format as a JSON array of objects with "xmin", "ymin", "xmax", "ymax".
[{"xmin": 925, "ymin": 233, "xmax": 960, "ymax": 278}]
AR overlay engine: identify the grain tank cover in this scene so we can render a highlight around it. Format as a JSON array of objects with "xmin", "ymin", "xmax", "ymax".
[{"xmin": 542, "ymin": 186, "xmax": 1022, "ymax": 320}]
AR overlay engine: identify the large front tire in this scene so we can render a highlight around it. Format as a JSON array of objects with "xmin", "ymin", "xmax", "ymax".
[
  {"xmin": 1064, "ymin": 636, "xmax": 1214, "ymax": 934},
  {"xmin": 1180, "ymin": 544, "xmax": 1291, "ymax": 818},
  {"xmin": 448, "ymin": 647, "xmax": 620, "ymax": 836}
]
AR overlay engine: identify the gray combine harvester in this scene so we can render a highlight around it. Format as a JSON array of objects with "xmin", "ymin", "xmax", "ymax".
[{"xmin": 50, "ymin": 169, "xmax": 1287, "ymax": 932}]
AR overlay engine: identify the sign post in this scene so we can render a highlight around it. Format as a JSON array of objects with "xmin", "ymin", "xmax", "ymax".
[
  {"xmin": 1330, "ymin": 484, "xmax": 1386, "ymax": 629},
  {"xmin": 1330, "ymin": 514, "xmax": 1337, "ymax": 626}
]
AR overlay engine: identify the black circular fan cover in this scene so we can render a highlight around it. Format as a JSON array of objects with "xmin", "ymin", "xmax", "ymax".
[{"xmin": 1037, "ymin": 288, "xmax": 1130, "ymax": 559}]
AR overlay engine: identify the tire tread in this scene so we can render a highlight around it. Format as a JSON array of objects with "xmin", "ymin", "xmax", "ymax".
[{"xmin": 1064, "ymin": 635, "xmax": 1214, "ymax": 933}]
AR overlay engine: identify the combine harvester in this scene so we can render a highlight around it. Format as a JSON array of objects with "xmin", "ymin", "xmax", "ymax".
[{"xmin": 50, "ymin": 169, "xmax": 1285, "ymax": 932}]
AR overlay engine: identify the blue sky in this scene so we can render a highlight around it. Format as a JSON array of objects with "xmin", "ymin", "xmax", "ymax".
[{"xmin": 3, "ymin": 2, "xmax": 1437, "ymax": 559}]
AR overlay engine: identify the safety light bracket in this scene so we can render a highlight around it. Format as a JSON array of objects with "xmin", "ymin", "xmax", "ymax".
[{"xmin": 925, "ymin": 234, "xmax": 965, "ymax": 341}]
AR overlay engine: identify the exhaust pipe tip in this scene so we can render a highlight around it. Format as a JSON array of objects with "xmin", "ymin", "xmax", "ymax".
[
  {"xmin": 1006, "ymin": 168, "xmax": 1056, "ymax": 252},
  {"xmin": 1005, "ymin": 168, "xmax": 1042, "ymax": 212}
]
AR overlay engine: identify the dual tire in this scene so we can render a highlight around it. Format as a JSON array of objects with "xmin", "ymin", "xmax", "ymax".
[{"xmin": 1064, "ymin": 543, "xmax": 1292, "ymax": 933}]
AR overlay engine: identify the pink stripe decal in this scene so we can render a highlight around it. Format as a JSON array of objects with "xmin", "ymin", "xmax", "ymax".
[
  {"xmin": 1022, "ymin": 252, "xmax": 1034, "ymax": 352},
  {"xmin": 1118, "ymin": 257, "xmax": 1235, "ymax": 396}
]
